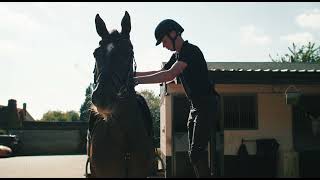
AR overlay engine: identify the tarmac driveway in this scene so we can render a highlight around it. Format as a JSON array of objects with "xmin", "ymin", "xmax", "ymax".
[{"xmin": 0, "ymin": 155, "xmax": 87, "ymax": 178}]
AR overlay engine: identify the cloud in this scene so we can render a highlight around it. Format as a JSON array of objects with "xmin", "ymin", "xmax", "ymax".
[
  {"xmin": 280, "ymin": 32, "xmax": 314, "ymax": 45},
  {"xmin": 0, "ymin": 40, "xmax": 33, "ymax": 61},
  {"xmin": 296, "ymin": 9, "xmax": 320, "ymax": 30},
  {"xmin": 240, "ymin": 25, "xmax": 272, "ymax": 46},
  {"xmin": 134, "ymin": 46, "xmax": 170, "ymax": 71},
  {"xmin": 0, "ymin": 4, "xmax": 42, "ymax": 34}
]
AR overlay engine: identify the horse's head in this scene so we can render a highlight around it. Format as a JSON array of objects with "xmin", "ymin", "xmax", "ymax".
[{"xmin": 91, "ymin": 11, "xmax": 135, "ymax": 114}]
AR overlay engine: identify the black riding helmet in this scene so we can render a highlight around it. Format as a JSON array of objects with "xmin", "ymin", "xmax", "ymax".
[{"xmin": 154, "ymin": 19, "xmax": 184, "ymax": 46}]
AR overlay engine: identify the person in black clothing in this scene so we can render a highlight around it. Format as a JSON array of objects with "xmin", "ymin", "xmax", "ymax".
[{"xmin": 133, "ymin": 19, "xmax": 219, "ymax": 178}]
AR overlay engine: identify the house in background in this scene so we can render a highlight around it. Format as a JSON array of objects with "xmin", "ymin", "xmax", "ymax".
[
  {"xmin": 0, "ymin": 99, "xmax": 35, "ymax": 130},
  {"xmin": 159, "ymin": 62, "xmax": 320, "ymax": 178},
  {"xmin": 0, "ymin": 99, "xmax": 86, "ymax": 155}
]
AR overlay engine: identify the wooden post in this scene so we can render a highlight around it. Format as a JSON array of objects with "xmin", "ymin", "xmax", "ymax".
[{"xmin": 210, "ymin": 96, "xmax": 224, "ymax": 177}]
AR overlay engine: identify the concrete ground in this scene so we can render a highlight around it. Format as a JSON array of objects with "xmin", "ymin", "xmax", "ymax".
[{"xmin": 0, "ymin": 155, "xmax": 87, "ymax": 178}]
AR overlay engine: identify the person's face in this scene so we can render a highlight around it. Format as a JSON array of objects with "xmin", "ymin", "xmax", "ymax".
[{"xmin": 161, "ymin": 31, "xmax": 175, "ymax": 51}]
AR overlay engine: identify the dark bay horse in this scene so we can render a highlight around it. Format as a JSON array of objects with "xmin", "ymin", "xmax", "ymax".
[{"xmin": 86, "ymin": 11, "xmax": 156, "ymax": 178}]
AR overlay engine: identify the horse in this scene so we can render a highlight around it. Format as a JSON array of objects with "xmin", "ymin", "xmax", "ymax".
[{"xmin": 85, "ymin": 11, "xmax": 156, "ymax": 178}]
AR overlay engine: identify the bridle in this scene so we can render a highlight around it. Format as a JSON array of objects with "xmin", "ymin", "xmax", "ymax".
[{"xmin": 94, "ymin": 36, "xmax": 137, "ymax": 100}]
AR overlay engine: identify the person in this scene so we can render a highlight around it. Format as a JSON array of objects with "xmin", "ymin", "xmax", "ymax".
[
  {"xmin": 133, "ymin": 19, "xmax": 220, "ymax": 178},
  {"xmin": 0, "ymin": 145, "xmax": 12, "ymax": 158}
]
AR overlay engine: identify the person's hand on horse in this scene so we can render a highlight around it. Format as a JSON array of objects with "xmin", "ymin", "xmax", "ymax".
[{"xmin": 133, "ymin": 77, "xmax": 139, "ymax": 86}]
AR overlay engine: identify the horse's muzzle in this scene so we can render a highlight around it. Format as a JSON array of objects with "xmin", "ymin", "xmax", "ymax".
[
  {"xmin": 92, "ymin": 81, "xmax": 103, "ymax": 105},
  {"xmin": 92, "ymin": 89, "xmax": 103, "ymax": 108},
  {"xmin": 91, "ymin": 82, "xmax": 114, "ymax": 111}
]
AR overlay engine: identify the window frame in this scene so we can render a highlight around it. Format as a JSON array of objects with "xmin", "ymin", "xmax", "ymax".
[{"xmin": 221, "ymin": 93, "xmax": 258, "ymax": 130}]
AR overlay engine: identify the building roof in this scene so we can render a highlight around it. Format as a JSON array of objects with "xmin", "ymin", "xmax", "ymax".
[
  {"xmin": 0, "ymin": 105, "xmax": 35, "ymax": 122},
  {"xmin": 207, "ymin": 62, "xmax": 320, "ymax": 84},
  {"xmin": 162, "ymin": 61, "xmax": 320, "ymax": 84},
  {"xmin": 207, "ymin": 62, "xmax": 320, "ymax": 73}
]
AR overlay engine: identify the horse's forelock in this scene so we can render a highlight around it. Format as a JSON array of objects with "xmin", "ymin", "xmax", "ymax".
[
  {"xmin": 99, "ymin": 30, "xmax": 121, "ymax": 46},
  {"xmin": 110, "ymin": 29, "xmax": 120, "ymax": 36}
]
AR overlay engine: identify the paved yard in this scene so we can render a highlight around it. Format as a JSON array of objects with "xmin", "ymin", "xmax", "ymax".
[{"xmin": 0, "ymin": 155, "xmax": 87, "ymax": 178}]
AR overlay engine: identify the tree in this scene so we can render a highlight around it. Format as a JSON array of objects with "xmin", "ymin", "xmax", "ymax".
[
  {"xmin": 79, "ymin": 83, "xmax": 94, "ymax": 122},
  {"xmin": 138, "ymin": 89, "xmax": 161, "ymax": 148},
  {"xmin": 68, "ymin": 111, "xmax": 81, "ymax": 122},
  {"xmin": 269, "ymin": 42, "xmax": 320, "ymax": 63},
  {"xmin": 40, "ymin": 110, "xmax": 80, "ymax": 122}
]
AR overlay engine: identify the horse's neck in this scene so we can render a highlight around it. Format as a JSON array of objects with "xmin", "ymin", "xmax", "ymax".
[{"xmin": 111, "ymin": 95, "xmax": 138, "ymax": 118}]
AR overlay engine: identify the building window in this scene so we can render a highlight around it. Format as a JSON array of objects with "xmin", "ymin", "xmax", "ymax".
[{"xmin": 223, "ymin": 95, "xmax": 257, "ymax": 130}]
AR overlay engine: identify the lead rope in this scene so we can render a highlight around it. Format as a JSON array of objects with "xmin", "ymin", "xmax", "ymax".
[{"xmin": 84, "ymin": 116, "xmax": 100, "ymax": 178}]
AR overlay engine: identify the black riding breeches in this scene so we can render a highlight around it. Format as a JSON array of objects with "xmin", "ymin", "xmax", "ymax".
[{"xmin": 187, "ymin": 94, "xmax": 220, "ymax": 164}]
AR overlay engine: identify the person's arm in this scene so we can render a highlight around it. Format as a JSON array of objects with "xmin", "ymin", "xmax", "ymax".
[
  {"xmin": 134, "ymin": 61, "xmax": 187, "ymax": 85},
  {"xmin": 135, "ymin": 71, "xmax": 161, "ymax": 77},
  {"xmin": 135, "ymin": 54, "xmax": 177, "ymax": 77}
]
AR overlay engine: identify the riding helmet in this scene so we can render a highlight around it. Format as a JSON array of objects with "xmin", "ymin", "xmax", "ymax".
[{"xmin": 154, "ymin": 19, "xmax": 184, "ymax": 46}]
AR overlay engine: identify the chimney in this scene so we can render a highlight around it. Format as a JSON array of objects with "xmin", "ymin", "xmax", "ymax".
[
  {"xmin": 23, "ymin": 103, "xmax": 27, "ymax": 116},
  {"xmin": 7, "ymin": 99, "xmax": 21, "ymax": 128},
  {"xmin": 8, "ymin": 99, "xmax": 17, "ymax": 110}
]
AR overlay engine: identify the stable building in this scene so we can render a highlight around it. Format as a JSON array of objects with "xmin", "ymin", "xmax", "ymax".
[{"xmin": 159, "ymin": 62, "xmax": 320, "ymax": 178}]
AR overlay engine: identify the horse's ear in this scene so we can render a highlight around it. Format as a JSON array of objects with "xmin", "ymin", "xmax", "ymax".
[
  {"xmin": 95, "ymin": 14, "xmax": 109, "ymax": 39},
  {"xmin": 121, "ymin": 11, "xmax": 131, "ymax": 36}
]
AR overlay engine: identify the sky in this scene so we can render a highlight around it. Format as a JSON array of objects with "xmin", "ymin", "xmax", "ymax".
[{"xmin": 1, "ymin": 2, "xmax": 320, "ymax": 120}]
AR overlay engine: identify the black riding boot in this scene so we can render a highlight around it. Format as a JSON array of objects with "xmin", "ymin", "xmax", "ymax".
[{"xmin": 190, "ymin": 151, "xmax": 210, "ymax": 178}]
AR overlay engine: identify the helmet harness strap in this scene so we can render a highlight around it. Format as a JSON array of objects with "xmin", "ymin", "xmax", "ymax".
[{"xmin": 166, "ymin": 31, "xmax": 181, "ymax": 51}]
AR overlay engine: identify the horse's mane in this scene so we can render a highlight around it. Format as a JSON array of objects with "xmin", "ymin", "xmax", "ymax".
[{"xmin": 135, "ymin": 94, "xmax": 153, "ymax": 137}]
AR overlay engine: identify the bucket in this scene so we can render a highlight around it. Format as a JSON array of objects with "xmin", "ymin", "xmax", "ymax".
[{"xmin": 285, "ymin": 85, "xmax": 301, "ymax": 105}]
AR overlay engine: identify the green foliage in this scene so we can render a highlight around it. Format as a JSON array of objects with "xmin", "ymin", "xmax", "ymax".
[
  {"xmin": 79, "ymin": 83, "xmax": 94, "ymax": 122},
  {"xmin": 40, "ymin": 110, "xmax": 80, "ymax": 122},
  {"xmin": 0, "ymin": 128, "xmax": 7, "ymax": 135},
  {"xmin": 39, "ymin": 83, "xmax": 93, "ymax": 122},
  {"xmin": 138, "ymin": 89, "xmax": 160, "ymax": 148},
  {"xmin": 270, "ymin": 42, "xmax": 320, "ymax": 63}
]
